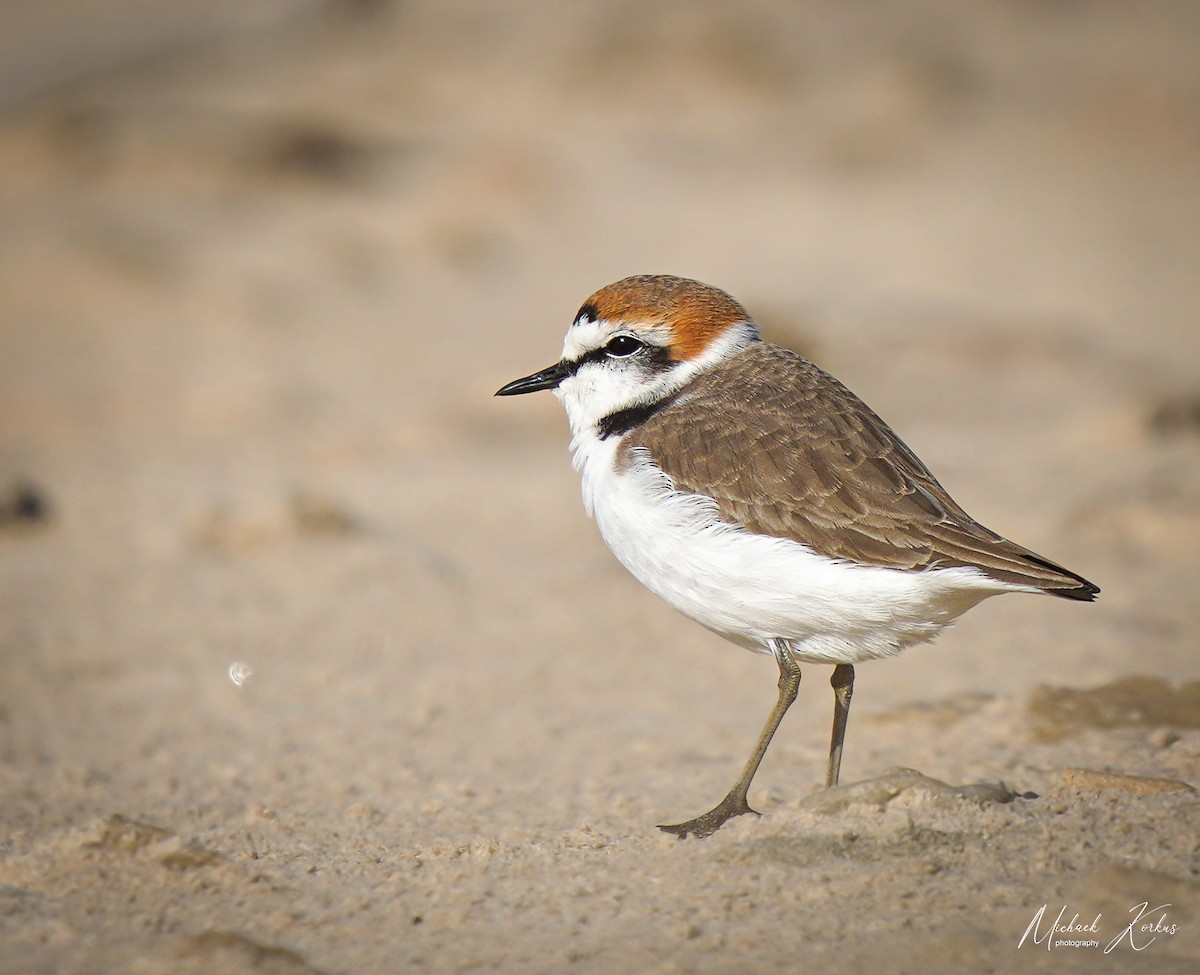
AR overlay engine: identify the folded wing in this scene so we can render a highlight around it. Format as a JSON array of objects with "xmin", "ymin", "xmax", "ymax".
[{"xmin": 626, "ymin": 342, "xmax": 1099, "ymax": 601}]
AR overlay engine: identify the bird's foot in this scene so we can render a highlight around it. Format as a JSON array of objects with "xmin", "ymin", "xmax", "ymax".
[{"xmin": 657, "ymin": 791, "xmax": 758, "ymax": 840}]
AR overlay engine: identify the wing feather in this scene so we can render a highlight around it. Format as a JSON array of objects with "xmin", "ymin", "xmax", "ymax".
[{"xmin": 626, "ymin": 342, "xmax": 1098, "ymax": 600}]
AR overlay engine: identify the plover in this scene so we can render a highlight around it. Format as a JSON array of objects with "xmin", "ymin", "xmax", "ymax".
[{"xmin": 496, "ymin": 274, "xmax": 1098, "ymax": 838}]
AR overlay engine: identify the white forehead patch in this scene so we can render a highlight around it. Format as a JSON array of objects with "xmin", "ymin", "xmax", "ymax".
[
  {"xmin": 561, "ymin": 318, "xmax": 674, "ymax": 361},
  {"xmin": 562, "ymin": 318, "xmax": 608, "ymax": 360}
]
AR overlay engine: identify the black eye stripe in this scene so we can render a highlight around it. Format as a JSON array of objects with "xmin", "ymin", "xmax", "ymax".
[
  {"xmin": 565, "ymin": 341, "xmax": 677, "ymax": 376},
  {"xmin": 570, "ymin": 346, "xmax": 617, "ymax": 372}
]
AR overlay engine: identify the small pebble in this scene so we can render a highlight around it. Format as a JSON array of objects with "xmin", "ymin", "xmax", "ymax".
[{"xmin": 1145, "ymin": 728, "xmax": 1180, "ymax": 749}]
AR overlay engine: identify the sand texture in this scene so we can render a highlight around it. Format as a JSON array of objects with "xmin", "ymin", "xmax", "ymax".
[{"xmin": 1, "ymin": 1, "xmax": 1199, "ymax": 972}]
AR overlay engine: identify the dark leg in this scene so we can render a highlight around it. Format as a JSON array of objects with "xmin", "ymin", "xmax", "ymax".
[
  {"xmin": 826, "ymin": 664, "xmax": 855, "ymax": 788},
  {"xmin": 659, "ymin": 641, "xmax": 802, "ymax": 839}
]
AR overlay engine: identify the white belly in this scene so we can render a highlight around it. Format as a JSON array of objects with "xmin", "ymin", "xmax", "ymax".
[{"xmin": 574, "ymin": 436, "xmax": 1015, "ymax": 665}]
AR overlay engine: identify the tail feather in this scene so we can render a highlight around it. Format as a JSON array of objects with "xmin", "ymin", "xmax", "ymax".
[
  {"xmin": 1015, "ymin": 550, "xmax": 1100, "ymax": 601},
  {"xmin": 927, "ymin": 522, "xmax": 1100, "ymax": 601}
]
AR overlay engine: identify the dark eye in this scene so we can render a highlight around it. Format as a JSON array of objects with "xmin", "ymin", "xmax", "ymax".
[{"xmin": 605, "ymin": 335, "xmax": 643, "ymax": 357}]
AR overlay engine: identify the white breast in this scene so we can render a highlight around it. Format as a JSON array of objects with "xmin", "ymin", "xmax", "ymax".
[{"xmin": 569, "ymin": 431, "xmax": 1017, "ymax": 665}]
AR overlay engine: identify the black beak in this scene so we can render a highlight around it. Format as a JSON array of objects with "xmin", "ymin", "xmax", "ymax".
[{"xmin": 495, "ymin": 361, "xmax": 570, "ymax": 396}]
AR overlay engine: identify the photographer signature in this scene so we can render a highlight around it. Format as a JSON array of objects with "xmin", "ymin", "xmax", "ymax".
[{"xmin": 1018, "ymin": 901, "xmax": 1179, "ymax": 953}]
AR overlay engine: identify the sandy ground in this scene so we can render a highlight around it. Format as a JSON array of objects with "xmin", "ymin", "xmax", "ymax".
[{"xmin": 2, "ymin": 1, "xmax": 1199, "ymax": 972}]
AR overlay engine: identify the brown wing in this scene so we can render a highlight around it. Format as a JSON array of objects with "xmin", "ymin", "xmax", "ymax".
[{"xmin": 626, "ymin": 342, "xmax": 1097, "ymax": 600}]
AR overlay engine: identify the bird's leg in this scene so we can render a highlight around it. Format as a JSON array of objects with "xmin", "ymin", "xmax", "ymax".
[
  {"xmin": 825, "ymin": 663, "xmax": 855, "ymax": 788},
  {"xmin": 659, "ymin": 641, "xmax": 802, "ymax": 839}
]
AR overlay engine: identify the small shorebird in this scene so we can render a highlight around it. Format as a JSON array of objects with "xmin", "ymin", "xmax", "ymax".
[{"xmin": 496, "ymin": 275, "xmax": 1098, "ymax": 839}]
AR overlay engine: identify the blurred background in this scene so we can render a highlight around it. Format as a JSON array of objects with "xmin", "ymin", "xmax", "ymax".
[
  {"xmin": 1, "ymin": 1, "xmax": 1198, "ymax": 971},
  {"xmin": 3, "ymin": 0, "xmax": 1197, "ymax": 684}
]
